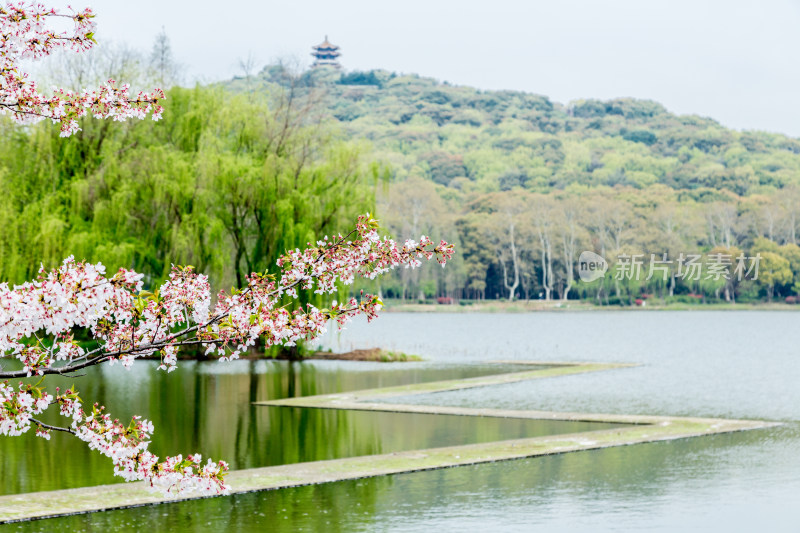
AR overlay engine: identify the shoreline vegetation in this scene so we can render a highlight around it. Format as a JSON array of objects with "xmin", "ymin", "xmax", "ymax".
[
  {"xmin": 382, "ymin": 299, "xmax": 800, "ymax": 312},
  {"xmin": 302, "ymin": 348, "xmax": 423, "ymax": 362},
  {"xmin": 226, "ymin": 68, "xmax": 800, "ymax": 307},
  {"xmin": 140, "ymin": 347, "xmax": 423, "ymax": 363}
]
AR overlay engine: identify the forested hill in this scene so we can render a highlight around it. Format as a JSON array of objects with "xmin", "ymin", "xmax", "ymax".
[
  {"xmin": 228, "ymin": 66, "xmax": 800, "ymax": 197},
  {"xmin": 223, "ymin": 66, "xmax": 800, "ymax": 305}
]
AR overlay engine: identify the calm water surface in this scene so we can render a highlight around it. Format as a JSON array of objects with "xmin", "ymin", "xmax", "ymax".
[
  {"xmin": 1, "ymin": 361, "xmax": 580, "ymax": 494},
  {"xmin": 5, "ymin": 311, "xmax": 799, "ymax": 531}
]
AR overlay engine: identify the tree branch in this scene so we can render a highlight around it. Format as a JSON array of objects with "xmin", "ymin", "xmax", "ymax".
[
  {"xmin": 30, "ymin": 418, "xmax": 75, "ymax": 435},
  {"xmin": 0, "ymin": 231, "xmax": 363, "ymax": 379}
]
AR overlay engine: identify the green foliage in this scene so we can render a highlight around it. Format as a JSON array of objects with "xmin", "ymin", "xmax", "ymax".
[
  {"xmin": 0, "ymin": 86, "xmax": 376, "ymax": 296},
  {"xmin": 260, "ymin": 68, "xmax": 800, "ymax": 304},
  {"xmin": 622, "ymin": 130, "xmax": 657, "ymax": 146},
  {"xmin": 7, "ymin": 63, "xmax": 800, "ymax": 306},
  {"xmin": 226, "ymin": 68, "xmax": 800, "ymax": 197},
  {"xmin": 377, "ymin": 350, "xmax": 423, "ymax": 362},
  {"xmin": 755, "ymin": 252, "xmax": 792, "ymax": 301},
  {"xmin": 338, "ymin": 71, "xmax": 386, "ymax": 87}
]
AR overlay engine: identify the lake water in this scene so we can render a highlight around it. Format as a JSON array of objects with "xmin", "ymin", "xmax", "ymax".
[
  {"xmin": 4, "ymin": 311, "xmax": 799, "ymax": 531},
  {"xmin": 1, "ymin": 360, "xmax": 597, "ymax": 494}
]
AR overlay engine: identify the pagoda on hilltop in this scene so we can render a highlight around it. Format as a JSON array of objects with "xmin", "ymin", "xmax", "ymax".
[{"xmin": 311, "ymin": 36, "xmax": 341, "ymax": 69}]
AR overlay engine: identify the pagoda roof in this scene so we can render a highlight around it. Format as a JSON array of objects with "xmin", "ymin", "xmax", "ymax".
[{"xmin": 312, "ymin": 36, "xmax": 340, "ymax": 51}]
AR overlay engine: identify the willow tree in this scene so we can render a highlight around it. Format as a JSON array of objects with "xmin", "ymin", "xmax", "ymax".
[
  {"xmin": 198, "ymin": 87, "xmax": 377, "ymax": 289},
  {"xmin": 0, "ymin": 85, "xmax": 377, "ymax": 295}
]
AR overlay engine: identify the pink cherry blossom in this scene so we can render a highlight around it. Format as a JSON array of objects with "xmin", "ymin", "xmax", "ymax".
[
  {"xmin": 0, "ymin": 2, "xmax": 164, "ymax": 136},
  {"xmin": 0, "ymin": 214, "xmax": 454, "ymax": 496}
]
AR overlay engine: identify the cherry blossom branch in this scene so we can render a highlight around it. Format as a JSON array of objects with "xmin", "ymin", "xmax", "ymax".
[
  {"xmin": 0, "ymin": 214, "xmax": 455, "ymax": 496},
  {"xmin": 0, "ymin": 226, "xmax": 373, "ymax": 378},
  {"xmin": 30, "ymin": 417, "xmax": 74, "ymax": 434},
  {"xmin": 1, "ymin": 2, "xmax": 164, "ymax": 136}
]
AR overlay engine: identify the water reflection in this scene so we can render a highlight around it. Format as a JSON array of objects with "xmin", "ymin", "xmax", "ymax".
[
  {"xmin": 0, "ymin": 359, "xmax": 586, "ymax": 495},
  {"xmin": 6, "ymin": 311, "xmax": 798, "ymax": 531},
  {"xmin": 11, "ymin": 423, "xmax": 793, "ymax": 532}
]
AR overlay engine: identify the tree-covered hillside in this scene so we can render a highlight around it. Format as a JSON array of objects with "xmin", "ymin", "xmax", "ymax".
[
  {"xmin": 232, "ymin": 65, "xmax": 800, "ymax": 196},
  {"xmin": 226, "ymin": 66, "xmax": 800, "ymax": 304}
]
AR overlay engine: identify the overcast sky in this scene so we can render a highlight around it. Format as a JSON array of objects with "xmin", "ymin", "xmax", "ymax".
[{"xmin": 45, "ymin": 0, "xmax": 800, "ymax": 137}]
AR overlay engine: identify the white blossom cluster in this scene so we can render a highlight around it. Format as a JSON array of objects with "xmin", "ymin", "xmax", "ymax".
[{"xmin": 1, "ymin": 2, "xmax": 164, "ymax": 136}]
